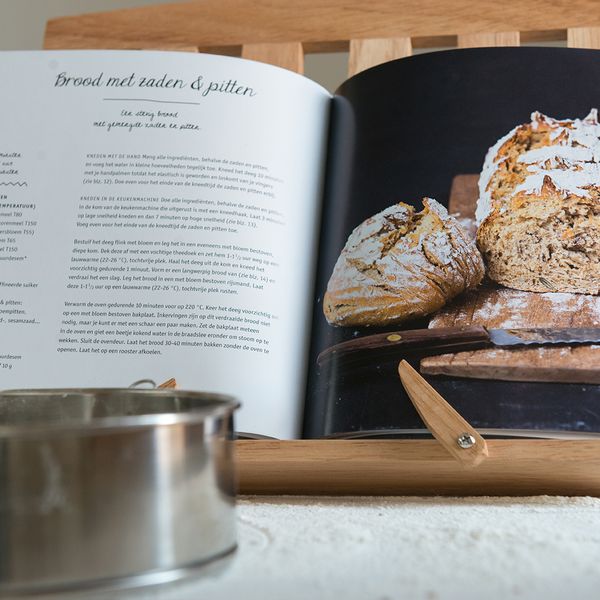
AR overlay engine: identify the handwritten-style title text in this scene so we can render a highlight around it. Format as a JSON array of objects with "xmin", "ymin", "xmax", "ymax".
[{"xmin": 54, "ymin": 72, "xmax": 257, "ymax": 98}]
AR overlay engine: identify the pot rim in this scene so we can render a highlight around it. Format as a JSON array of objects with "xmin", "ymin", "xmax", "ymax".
[{"xmin": 0, "ymin": 388, "xmax": 240, "ymax": 436}]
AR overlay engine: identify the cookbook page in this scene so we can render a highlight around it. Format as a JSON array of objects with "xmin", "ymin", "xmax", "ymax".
[
  {"xmin": 304, "ymin": 47, "xmax": 600, "ymax": 438},
  {"xmin": 0, "ymin": 50, "xmax": 331, "ymax": 439}
]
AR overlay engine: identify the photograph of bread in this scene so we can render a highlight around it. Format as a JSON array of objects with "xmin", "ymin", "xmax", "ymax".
[
  {"xmin": 477, "ymin": 109, "xmax": 600, "ymax": 295},
  {"xmin": 323, "ymin": 198, "xmax": 484, "ymax": 327}
]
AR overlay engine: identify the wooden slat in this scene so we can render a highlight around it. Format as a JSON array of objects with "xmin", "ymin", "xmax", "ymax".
[
  {"xmin": 412, "ymin": 35, "xmax": 457, "ymax": 49},
  {"xmin": 241, "ymin": 42, "xmax": 304, "ymax": 73},
  {"xmin": 521, "ymin": 28, "xmax": 566, "ymax": 43},
  {"xmin": 568, "ymin": 26, "xmax": 600, "ymax": 49},
  {"xmin": 458, "ymin": 31, "xmax": 520, "ymax": 48},
  {"xmin": 398, "ymin": 361, "xmax": 489, "ymax": 468},
  {"xmin": 348, "ymin": 37, "xmax": 412, "ymax": 76},
  {"xmin": 43, "ymin": 1, "xmax": 600, "ymax": 51},
  {"xmin": 236, "ymin": 439, "xmax": 600, "ymax": 496}
]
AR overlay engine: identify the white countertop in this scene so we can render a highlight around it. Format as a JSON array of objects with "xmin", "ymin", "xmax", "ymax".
[{"xmin": 85, "ymin": 495, "xmax": 600, "ymax": 600}]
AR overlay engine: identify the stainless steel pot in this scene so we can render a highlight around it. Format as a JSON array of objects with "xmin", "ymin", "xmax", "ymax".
[{"xmin": 0, "ymin": 388, "xmax": 239, "ymax": 595}]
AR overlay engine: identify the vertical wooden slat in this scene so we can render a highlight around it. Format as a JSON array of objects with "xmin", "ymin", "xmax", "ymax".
[
  {"xmin": 241, "ymin": 42, "xmax": 304, "ymax": 73},
  {"xmin": 457, "ymin": 31, "xmax": 520, "ymax": 48},
  {"xmin": 348, "ymin": 37, "xmax": 412, "ymax": 77},
  {"xmin": 568, "ymin": 27, "xmax": 600, "ymax": 48}
]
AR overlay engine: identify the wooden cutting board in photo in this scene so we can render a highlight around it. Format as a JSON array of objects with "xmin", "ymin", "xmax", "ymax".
[{"xmin": 420, "ymin": 174, "xmax": 600, "ymax": 384}]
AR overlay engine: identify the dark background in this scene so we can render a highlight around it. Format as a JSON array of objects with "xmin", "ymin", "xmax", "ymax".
[{"xmin": 304, "ymin": 47, "xmax": 600, "ymax": 438}]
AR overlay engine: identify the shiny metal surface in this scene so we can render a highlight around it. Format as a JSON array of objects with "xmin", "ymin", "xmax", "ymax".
[
  {"xmin": 488, "ymin": 327, "xmax": 600, "ymax": 346},
  {"xmin": 0, "ymin": 388, "xmax": 239, "ymax": 596},
  {"xmin": 456, "ymin": 433, "xmax": 476, "ymax": 449}
]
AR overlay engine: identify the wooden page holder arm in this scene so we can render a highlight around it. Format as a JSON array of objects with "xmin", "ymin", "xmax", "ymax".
[
  {"xmin": 398, "ymin": 360, "xmax": 488, "ymax": 468},
  {"xmin": 159, "ymin": 368, "xmax": 489, "ymax": 469}
]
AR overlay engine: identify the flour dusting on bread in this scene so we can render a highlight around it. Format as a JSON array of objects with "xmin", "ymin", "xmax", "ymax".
[
  {"xmin": 476, "ymin": 110, "xmax": 600, "ymax": 295},
  {"xmin": 323, "ymin": 198, "xmax": 484, "ymax": 327}
]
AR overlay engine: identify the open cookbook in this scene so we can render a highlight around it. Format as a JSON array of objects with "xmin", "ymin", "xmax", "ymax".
[{"xmin": 1, "ymin": 48, "xmax": 600, "ymax": 439}]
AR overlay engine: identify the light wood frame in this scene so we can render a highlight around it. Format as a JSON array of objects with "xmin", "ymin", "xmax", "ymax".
[
  {"xmin": 42, "ymin": 0, "xmax": 600, "ymax": 495},
  {"xmin": 44, "ymin": 1, "xmax": 600, "ymax": 76}
]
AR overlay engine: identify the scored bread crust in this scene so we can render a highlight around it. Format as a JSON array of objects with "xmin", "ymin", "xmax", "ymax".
[
  {"xmin": 323, "ymin": 198, "xmax": 485, "ymax": 327},
  {"xmin": 477, "ymin": 109, "xmax": 600, "ymax": 294}
]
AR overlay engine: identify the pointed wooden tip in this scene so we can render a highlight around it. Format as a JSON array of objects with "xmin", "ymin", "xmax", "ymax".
[
  {"xmin": 398, "ymin": 359, "xmax": 414, "ymax": 378},
  {"xmin": 158, "ymin": 378, "xmax": 177, "ymax": 389}
]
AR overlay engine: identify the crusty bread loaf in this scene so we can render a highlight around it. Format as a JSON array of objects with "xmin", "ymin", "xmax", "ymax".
[
  {"xmin": 323, "ymin": 198, "xmax": 485, "ymax": 327},
  {"xmin": 477, "ymin": 109, "xmax": 600, "ymax": 294}
]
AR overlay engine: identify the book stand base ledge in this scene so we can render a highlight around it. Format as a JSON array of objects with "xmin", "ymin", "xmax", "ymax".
[{"xmin": 235, "ymin": 439, "xmax": 600, "ymax": 496}]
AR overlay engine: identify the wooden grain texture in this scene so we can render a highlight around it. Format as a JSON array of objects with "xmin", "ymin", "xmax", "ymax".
[
  {"xmin": 157, "ymin": 377, "xmax": 177, "ymax": 388},
  {"xmin": 568, "ymin": 26, "xmax": 600, "ymax": 49},
  {"xmin": 457, "ymin": 31, "xmax": 520, "ymax": 48},
  {"xmin": 421, "ymin": 174, "xmax": 600, "ymax": 383},
  {"xmin": 242, "ymin": 42, "xmax": 304, "ymax": 73},
  {"xmin": 43, "ymin": 1, "xmax": 600, "ymax": 50},
  {"xmin": 422, "ymin": 287, "xmax": 600, "ymax": 382},
  {"xmin": 348, "ymin": 37, "xmax": 412, "ymax": 76},
  {"xmin": 398, "ymin": 360, "xmax": 488, "ymax": 467},
  {"xmin": 235, "ymin": 439, "xmax": 600, "ymax": 496},
  {"xmin": 521, "ymin": 29, "xmax": 566, "ymax": 43},
  {"xmin": 448, "ymin": 173, "xmax": 478, "ymax": 219}
]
